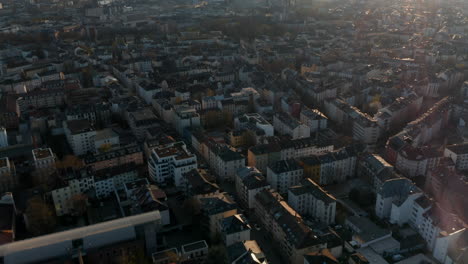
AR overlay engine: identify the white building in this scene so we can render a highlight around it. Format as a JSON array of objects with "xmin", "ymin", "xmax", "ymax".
[
  {"xmin": 148, "ymin": 141, "xmax": 197, "ymax": 186},
  {"xmin": 173, "ymin": 105, "xmax": 201, "ymax": 135},
  {"xmin": 273, "ymin": 112, "xmax": 310, "ymax": 139},
  {"xmin": 288, "ymin": 178, "xmax": 336, "ymax": 225},
  {"xmin": 208, "ymin": 143, "xmax": 246, "ymax": 181},
  {"xmin": 300, "ymin": 107, "xmax": 328, "ymax": 132},
  {"xmin": 136, "ymin": 81, "xmax": 162, "ymax": 105},
  {"xmin": 94, "ymin": 165, "xmax": 139, "ymax": 199},
  {"xmin": 32, "ymin": 148, "xmax": 56, "ymax": 170},
  {"xmin": 444, "ymin": 143, "xmax": 468, "ymax": 171},
  {"xmin": 64, "ymin": 119, "xmax": 97, "ymax": 156},
  {"xmin": 267, "ymin": 159, "xmax": 303, "ymax": 195},
  {"xmin": 235, "ymin": 113, "xmax": 274, "ymax": 137},
  {"xmin": 375, "ymin": 178, "xmax": 423, "ymax": 225},
  {"xmin": 219, "ymin": 214, "xmax": 251, "ymax": 246},
  {"xmin": 235, "ymin": 167, "xmax": 270, "ymax": 209},
  {"xmin": 51, "ymin": 170, "xmax": 95, "ymax": 216}
]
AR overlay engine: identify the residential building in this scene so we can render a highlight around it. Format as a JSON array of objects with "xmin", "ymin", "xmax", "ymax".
[
  {"xmin": 93, "ymin": 164, "xmax": 139, "ymax": 199},
  {"xmin": 235, "ymin": 167, "xmax": 270, "ymax": 209},
  {"xmin": 148, "ymin": 141, "xmax": 197, "ymax": 186},
  {"xmin": 182, "ymin": 169, "xmax": 219, "ymax": 197},
  {"xmin": 235, "ymin": 113, "xmax": 274, "ymax": 137},
  {"xmin": 199, "ymin": 193, "xmax": 237, "ymax": 237},
  {"xmin": 173, "ymin": 105, "xmax": 201, "ymax": 135},
  {"xmin": 375, "ymin": 178, "xmax": 423, "ymax": 224},
  {"xmin": 131, "ymin": 185, "xmax": 170, "ymax": 226},
  {"xmin": 254, "ymin": 189, "xmax": 342, "ymax": 264},
  {"xmin": 64, "ymin": 119, "xmax": 97, "ymax": 156},
  {"xmin": 207, "ymin": 142, "xmax": 245, "ymax": 181},
  {"xmin": 248, "ymin": 137, "xmax": 333, "ymax": 173},
  {"xmin": 227, "ymin": 240, "xmax": 267, "ymax": 264},
  {"xmin": 0, "ymin": 157, "xmax": 17, "ymax": 193},
  {"xmin": 307, "ymin": 146, "xmax": 359, "ymax": 185},
  {"xmin": 181, "ymin": 240, "xmax": 209, "ymax": 263},
  {"xmin": 219, "ymin": 214, "xmax": 251, "ymax": 246},
  {"xmin": 128, "ymin": 108, "xmax": 159, "ymax": 141},
  {"xmin": 32, "ymin": 147, "xmax": 56, "ymax": 185},
  {"xmin": 345, "ymin": 216, "xmax": 396, "ymax": 250},
  {"xmin": 273, "ymin": 112, "xmax": 310, "ymax": 139},
  {"xmin": 444, "ymin": 142, "xmax": 468, "ymax": 171},
  {"xmin": 0, "ymin": 211, "xmax": 162, "ymax": 264},
  {"xmin": 50, "ymin": 169, "xmax": 94, "ymax": 216},
  {"xmin": 84, "ymin": 145, "xmax": 144, "ymax": 171},
  {"xmin": 288, "ymin": 178, "xmax": 336, "ymax": 225},
  {"xmin": 300, "ymin": 107, "xmax": 328, "ymax": 132},
  {"xmin": 267, "ymin": 159, "xmax": 304, "ymax": 195},
  {"xmin": 94, "ymin": 128, "xmax": 120, "ymax": 153},
  {"xmin": 358, "ymin": 154, "xmax": 396, "ymax": 192}
]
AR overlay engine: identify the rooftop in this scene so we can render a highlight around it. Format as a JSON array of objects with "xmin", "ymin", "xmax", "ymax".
[
  {"xmin": 32, "ymin": 148, "xmax": 53, "ymax": 160},
  {"xmin": 289, "ymin": 178, "xmax": 336, "ymax": 204}
]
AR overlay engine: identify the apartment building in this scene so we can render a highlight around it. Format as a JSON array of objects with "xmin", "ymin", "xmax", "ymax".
[
  {"xmin": 288, "ymin": 178, "xmax": 336, "ymax": 225},
  {"xmin": 0, "ymin": 157, "xmax": 17, "ymax": 193},
  {"xmin": 173, "ymin": 105, "xmax": 201, "ymax": 135},
  {"xmin": 254, "ymin": 189, "xmax": 342, "ymax": 264},
  {"xmin": 128, "ymin": 108, "xmax": 159, "ymax": 141},
  {"xmin": 205, "ymin": 142, "xmax": 245, "ymax": 181},
  {"xmin": 64, "ymin": 119, "xmax": 97, "ymax": 156},
  {"xmin": 235, "ymin": 167, "xmax": 270, "ymax": 209},
  {"xmin": 375, "ymin": 178, "xmax": 423, "ymax": 224},
  {"xmin": 444, "ymin": 142, "xmax": 468, "ymax": 171},
  {"xmin": 94, "ymin": 128, "xmax": 120, "ymax": 153},
  {"xmin": 93, "ymin": 164, "xmax": 139, "ymax": 199},
  {"xmin": 235, "ymin": 113, "xmax": 274, "ymax": 137},
  {"xmin": 148, "ymin": 141, "xmax": 197, "ymax": 186},
  {"xmin": 16, "ymin": 88, "xmax": 65, "ymax": 113},
  {"xmin": 199, "ymin": 193, "xmax": 237, "ymax": 237},
  {"xmin": 32, "ymin": 147, "xmax": 56, "ymax": 185},
  {"xmin": 358, "ymin": 154, "xmax": 396, "ymax": 192},
  {"xmin": 84, "ymin": 145, "xmax": 144, "ymax": 171},
  {"xmin": 50, "ymin": 169, "xmax": 95, "ymax": 216},
  {"xmin": 248, "ymin": 137, "xmax": 333, "ymax": 173},
  {"xmin": 300, "ymin": 107, "xmax": 328, "ymax": 132},
  {"xmin": 267, "ymin": 159, "xmax": 304, "ymax": 195},
  {"xmin": 306, "ymin": 146, "xmax": 358, "ymax": 185},
  {"xmin": 219, "ymin": 214, "xmax": 251, "ymax": 246},
  {"xmin": 273, "ymin": 112, "xmax": 310, "ymax": 139}
]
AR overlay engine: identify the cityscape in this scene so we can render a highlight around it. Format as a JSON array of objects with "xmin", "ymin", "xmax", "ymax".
[{"xmin": 0, "ymin": 0, "xmax": 467, "ymax": 263}]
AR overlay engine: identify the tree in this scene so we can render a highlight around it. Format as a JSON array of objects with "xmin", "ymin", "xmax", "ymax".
[
  {"xmin": 68, "ymin": 194, "xmax": 88, "ymax": 216},
  {"xmin": 98, "ymin": 143, "xmax": 112, "ymax": 153},
  {"xmin": 24, "ymin": 196, "xmax": 57, "ymax": 236},
  {"xmin": 56, "ymin": 155, "xmax": 84, "ymax": 170},
  {"xmin": 123, "ymin": 247, "xmax": 152, "ymax": 264}
]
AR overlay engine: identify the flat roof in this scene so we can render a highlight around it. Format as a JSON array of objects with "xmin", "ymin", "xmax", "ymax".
[
  {"xmin": 32, "ymin": 148, "xmax": 53, "ymax": 160},
  {"xmin": 182, "ymin": 240, "xmax": 208, "ymax": 253},
  {"xmin": 0, "ymin": 211, "xmax": 161, "ymax": 257}
]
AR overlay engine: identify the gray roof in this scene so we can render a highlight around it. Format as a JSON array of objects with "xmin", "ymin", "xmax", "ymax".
[
  {"xmin": 289, "ymin": 178, "xmax": 336, "ymax": 204},
  {"xmin": 378, "ymin": 178, "xmax": 421, "ymax": 205}
]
